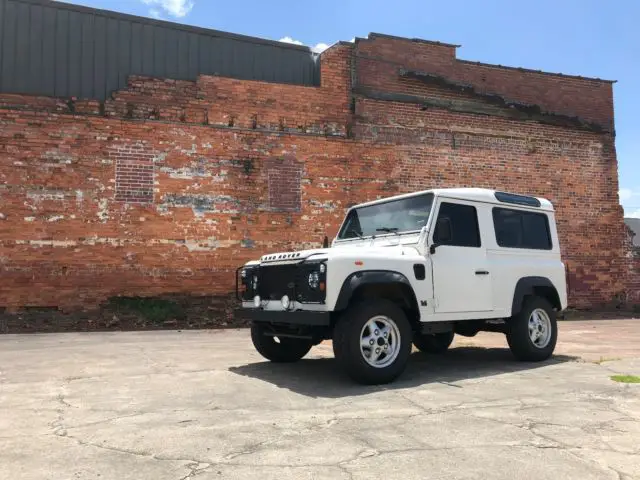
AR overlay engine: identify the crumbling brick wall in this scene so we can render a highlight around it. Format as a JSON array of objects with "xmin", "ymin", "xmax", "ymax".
[{"xmin": 0, "ymin": 36, "xmax": 631, "ymax": 313}]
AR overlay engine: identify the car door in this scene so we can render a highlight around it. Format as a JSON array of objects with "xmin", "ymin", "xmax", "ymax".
[{"xmin": 429, "ymin": 200, "xmax": 493, "ymax": 313}]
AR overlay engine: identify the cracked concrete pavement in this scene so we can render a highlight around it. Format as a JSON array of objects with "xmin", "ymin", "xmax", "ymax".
[{"xmin": 1, "ymin": 319, "xmax": 639, "ymax": 480}]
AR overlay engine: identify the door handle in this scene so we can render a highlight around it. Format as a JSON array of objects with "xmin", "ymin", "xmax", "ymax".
[{"xmin": 475, "ymin": 270, "xmax": 489, "ymax": 275}]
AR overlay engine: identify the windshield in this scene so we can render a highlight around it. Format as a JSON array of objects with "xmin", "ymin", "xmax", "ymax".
[{"xmin": 337, "ymin": 193, "xmax": 434, "ymax": 240}]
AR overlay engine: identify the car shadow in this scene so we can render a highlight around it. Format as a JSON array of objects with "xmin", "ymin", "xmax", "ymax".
[{"xmin": 228, "ymin": 347, "xmax": 579, "ymax": 398}]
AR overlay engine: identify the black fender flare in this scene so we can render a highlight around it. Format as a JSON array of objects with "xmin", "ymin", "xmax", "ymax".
[
  {"xmin": 333, "ymin": 270, "xmax": 419, "ymax": 312},
  {"xmin": 511, "ymin": 276, "xmax": 560, "ymax": 316}
]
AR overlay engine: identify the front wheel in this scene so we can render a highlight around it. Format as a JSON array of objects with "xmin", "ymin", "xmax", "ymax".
[
  {"xmin": 333, "ymin": 300, "xmax": 412, "ymax": 385},
  {"xmin": 506, "ymin": 297, "xmax": 557, "ymax": 362},
  {"xmin": 251, "ymin": 323, "xmax": 313, "ymax": 363}
]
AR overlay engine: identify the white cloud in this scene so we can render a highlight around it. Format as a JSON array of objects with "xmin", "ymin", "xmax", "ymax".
[
  {"xmin": 279, "ymin": 36, "xmax": 304, "ymax": 46},
  {"xmin": 141, "ymin": 0, "xmax": 193, "ymax": 18},
  {"xmin": 279, "ymin": 36, "xmax": 330, "ymax": 53},
  {"xmin": 311, "ymin": 43, "xmax": 330, "ymax": 53},
  {"xmin": 626, "ymin": 209, "xmax": 640, "ymax": 219}
]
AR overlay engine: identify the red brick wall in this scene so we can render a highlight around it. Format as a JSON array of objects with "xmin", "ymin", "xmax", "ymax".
[
  {"xmin": 355, "ymin": 34, "xmax": 615, "ymax": 129},
  {"xmin": 103, "ymin": 44, "xmax": 352, "ymax": 136},
  {"xmin": 353, "ymin": 94, "xmax": 626, "ymax": 307},
  {"xmin": 0, "ymin": 110, "xmax": 402, "ymax": 308},
  {"xmin": 0, "ymin": 36, "xmax": 632, "ymax": 312}
]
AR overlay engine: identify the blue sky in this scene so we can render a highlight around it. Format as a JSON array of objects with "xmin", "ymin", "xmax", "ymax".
[{"xmin": 60, "ymin": 0, "xmax": 640, "ymax": 217}]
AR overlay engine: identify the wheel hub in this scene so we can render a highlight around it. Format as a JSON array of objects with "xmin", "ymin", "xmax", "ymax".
[
  {"xmin": 360, "ymin": 315, "xmax": 401, "ymax": 368},
  {"xmin": 528, "ymin": 308, "xmax": 552, "ymax": 349}
]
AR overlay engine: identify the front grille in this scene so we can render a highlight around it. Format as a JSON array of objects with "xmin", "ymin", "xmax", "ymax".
[
  {"xmin": 257, "ymin": 262, "xmax": 326, "ymax": 304},
  {"xmin": 257, "ymin": 264, "xmax": 298, "ymax": 301}
]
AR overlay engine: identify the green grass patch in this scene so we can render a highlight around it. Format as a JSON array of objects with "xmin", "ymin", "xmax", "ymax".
[
  {"xmin": 109, "ymin": 297, "xmax": 184, "ymax": 323},
  {"xmin": 610, "ymin": 375, "xmax": 640, "ymax": 384}
]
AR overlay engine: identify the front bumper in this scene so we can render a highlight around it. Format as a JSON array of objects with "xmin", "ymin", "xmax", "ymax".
[{"xmin": 236, "ymin": 308, "xmax": 331, "ymax": 326}]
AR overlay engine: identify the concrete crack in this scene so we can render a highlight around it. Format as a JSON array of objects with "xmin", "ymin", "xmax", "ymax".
[
  {"xmin": 63, "ymin": 412, "xmax": 147, "ymax": 430},
  {"xmin": 57, "ymin": 432, "xmax": 213, "ymax": 479},
  {"xmin": 395, "ymin": 390, "xmax": 466, "ymax": 415},
  {"xmin": 57, "ymin": 394, "xmax": 77, "ymax": 409},
  {"xmin": 60, "ymin": 433, "xmax": 156, "ymax": 459},
  {"xmin": 223, "ymin": 438, "xmax": 279, "ymax": 460},
  {"xmin": 336, "ymin": 463, "xmax": 355, "ymax": 480},
  {"xmin": 177, "ymin": 461, "xmax": 211, "ymax": 480},
  {"xmin": 50, "ymin": 393, "xmax": 71, "ymax": 437}
]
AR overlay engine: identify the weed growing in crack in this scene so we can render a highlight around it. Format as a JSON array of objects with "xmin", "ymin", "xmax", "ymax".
[{"xmin": 610, "ymin": 375, "xmax": 640, "ymax": 384}]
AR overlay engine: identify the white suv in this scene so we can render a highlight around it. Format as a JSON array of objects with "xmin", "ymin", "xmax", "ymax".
[{"xmin": 236, "ymin": 188, "xmax": 567, "ymax": 385}]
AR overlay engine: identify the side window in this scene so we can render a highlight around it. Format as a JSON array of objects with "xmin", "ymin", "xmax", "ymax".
[
  {"xmin": 433, "ymin": 202, "xmax": 481, "ymax": 247},
  {"xmin": 493, "ymin": 208, "xmax": 552, "ymax": 250}
]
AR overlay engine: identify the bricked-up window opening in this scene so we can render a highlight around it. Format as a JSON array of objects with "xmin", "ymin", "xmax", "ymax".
[
  {"xmin": 266, "ymin": 156, "xmax": 303, "ymax": 212},
  {"xmin": 113, "ymin": 147, "xmax": 155, "ymax": 204}
]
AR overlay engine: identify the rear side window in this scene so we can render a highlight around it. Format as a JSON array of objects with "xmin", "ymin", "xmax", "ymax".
[
  {"xmin": 492, "ymin": 208, "xmax": 552, "ymax": 250},
  {"xmin": 433, "ymin": 202, "xmax": 481, "ymax": 247}
]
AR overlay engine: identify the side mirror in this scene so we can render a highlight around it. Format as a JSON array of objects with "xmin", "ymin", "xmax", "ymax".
[
  {"xmin": 430, "ymin": 243, "xmax": 439, "ymax": 255},
  {"xmin": 322, "ymin": 236, "xmax": 329, "ymax": 248}
]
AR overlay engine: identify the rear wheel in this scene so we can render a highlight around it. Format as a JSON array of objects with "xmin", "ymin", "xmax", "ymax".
[
  {"xmin": 333, "ymin": 300, "xmax": 412, "ymax": 385},
  {"xmin": 413, "ymin": 331, "xmax": 454, "ymax": 354},
  {"xmin": 251, "ymin": 323, "xmax": 313, "ymax": 363},
  {"xmin": 506, "ymin": 297, "xmax": 557, "ymax": 361}
]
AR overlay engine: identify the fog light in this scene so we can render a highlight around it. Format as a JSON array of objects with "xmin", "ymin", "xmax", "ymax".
[
  {"xmin": 281, "ymin": 295, "xmax": 290, "ymax": 310},
  {"xmin": 253, "ymin": 295, "xmax": 261, "ymax": 308}
]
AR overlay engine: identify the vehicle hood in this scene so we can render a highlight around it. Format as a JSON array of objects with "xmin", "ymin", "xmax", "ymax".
[
  {"xmin": 243, "ymin": 235, "xmax": 424, "ymax": 267},
  {"xmin": 328, "ymin": 244, "xmax": 421, "ymax": 261},
  {"xmin": 259, "ymin": 248, "xmax": 330, "ymax": 264},
  {"xmin": 253, "ymin": 244, "xmax": 420, "ymax": 266}
]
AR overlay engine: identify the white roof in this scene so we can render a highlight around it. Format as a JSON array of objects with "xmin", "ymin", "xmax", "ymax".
[{"xmin": 351, "ymin": 187, "xmax": 554, "ymax": 211}]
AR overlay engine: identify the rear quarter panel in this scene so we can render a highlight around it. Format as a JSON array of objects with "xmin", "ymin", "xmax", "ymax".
[{"xmin": 484, "ymin": 208, "xmax": 567, "ymax": 315}]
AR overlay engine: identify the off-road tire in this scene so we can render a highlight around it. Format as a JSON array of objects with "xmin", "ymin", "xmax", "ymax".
[
  {"xmin": 251, "ymin": 323, "xmax": 313, "ymax": 363},
  {"xmin": 413, "ymin": 331, "xmax": 455, "ymax": 354},
  {"xmin": 332, "ymin": 299, "xmax": 412, "ymax": 385},
  {"xmin": 506, "ymin": 296, "xmax": 557, "ymax": 362}
]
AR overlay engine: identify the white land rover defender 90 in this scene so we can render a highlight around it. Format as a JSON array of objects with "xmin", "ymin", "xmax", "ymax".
[{"xmin": 236, "ymin": 188, "xmax": 567, "ymax": 385}]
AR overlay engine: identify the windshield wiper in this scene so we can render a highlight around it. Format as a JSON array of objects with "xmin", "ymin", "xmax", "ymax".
[{"xmin": 376, "ymin": 227, "xmax": 399, "ymax": 235}]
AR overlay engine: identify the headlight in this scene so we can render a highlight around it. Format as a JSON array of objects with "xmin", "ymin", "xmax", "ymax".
[
  {"xmin": 281, "ymin": 295, "xmax": 291, "ymax": 310},
  {"xmin": 308, "ymin": 271, "xmax": 320, "ymax": 289}
]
